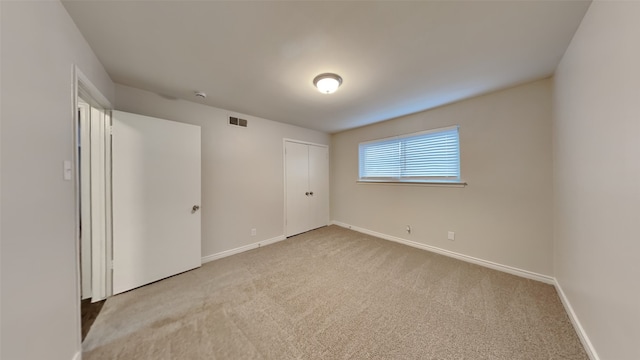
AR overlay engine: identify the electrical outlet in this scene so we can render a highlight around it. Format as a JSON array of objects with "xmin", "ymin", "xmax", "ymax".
[
  {"xmin": 448, "ymin": 231, "xmax": 455, "ymax": 241},
  {"xmin": 251, "ymin": 228, "xmax": 257, "ymax": 236}
]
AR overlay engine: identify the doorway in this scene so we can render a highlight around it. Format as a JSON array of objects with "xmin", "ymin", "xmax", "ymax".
[
  {"xmin": 74, "ymin": 67, "xmax": 113, "ymax": 341},
  {"xmin": 73, "ymin": 69, "xmax": 203, "ymax": 344}
]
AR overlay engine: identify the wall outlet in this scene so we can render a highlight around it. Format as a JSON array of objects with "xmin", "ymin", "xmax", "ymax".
[
  {"xmin": 251, "ymin": 228, "xmax": 256, "ymax": 236},
  {"xmin": 448, "ymin": 231, "xmax": 455, "ymax": 241}
]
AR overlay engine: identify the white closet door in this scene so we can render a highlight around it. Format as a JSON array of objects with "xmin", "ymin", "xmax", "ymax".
[
  {"xmin": 285, "ymin": 141, "xmax": 311, "ymax": 237},
  {"xmin": 308, "ymin": 145, "xmax": 329, "ymax": 230},
  {"xmin": 285, "ymin": 141, "xmax": 329, "ymax": 237},
  {"xmin": 112, "ymin": 111, "xmax": 201, "ymax": 295}
]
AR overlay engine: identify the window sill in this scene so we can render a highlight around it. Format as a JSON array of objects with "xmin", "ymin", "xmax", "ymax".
[{"xmin": 357, "ymin": 180, "xmax": 467, "ymax": 188}]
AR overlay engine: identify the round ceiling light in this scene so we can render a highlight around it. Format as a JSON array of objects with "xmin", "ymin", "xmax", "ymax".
[{"xmin": 313, "ymin": 73, "xmax": 343, "ymax": 94}]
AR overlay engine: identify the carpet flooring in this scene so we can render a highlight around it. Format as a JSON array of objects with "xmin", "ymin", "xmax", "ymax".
[{"xmin": 83, "ymin": 225, "xmax": 587, "ymax": 359}]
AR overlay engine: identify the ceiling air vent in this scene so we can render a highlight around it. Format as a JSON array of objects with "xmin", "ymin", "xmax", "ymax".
[{"xmin": 229, "ymin": 116, "xmax": 248, "ymax": 128}]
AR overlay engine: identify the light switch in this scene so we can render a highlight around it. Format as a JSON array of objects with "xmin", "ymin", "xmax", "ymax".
[
  {"xmin": 448, "ymin": 231, "xmax": 455, "ymax": 241},
  {"xmin": 63, "ymin": 160, "xmax": 72, "ymax": 181}
]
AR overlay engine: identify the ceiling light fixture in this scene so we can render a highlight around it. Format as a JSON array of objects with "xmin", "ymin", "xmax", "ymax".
[{"xmin": 313, "ymin": 73, "xmax": 343, "ymax": 94}]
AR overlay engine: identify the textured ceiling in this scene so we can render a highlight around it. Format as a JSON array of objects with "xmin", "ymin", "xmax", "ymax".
[{"xmin": 63, "ymin": 1, "xmax": 590, "ymax": 133}]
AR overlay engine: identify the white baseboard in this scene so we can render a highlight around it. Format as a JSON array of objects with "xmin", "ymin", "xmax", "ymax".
[
  {"xmin": 554, "ymin": 280, "xmax": 600, "ymax": 360},
  {"xmin": 73, "ymin": 351, "xmax": 82, "ymax": 360},
  {"xmin": 201, "ymin": 235, "xmax": 287, "ymax": 264},
  {"xmin": 330, "ymin": 221, "xmax": 554, "ymax": 284},
  {"xmin": 330, "ymin": 221, "xmax": 601, "ymax": 358}
]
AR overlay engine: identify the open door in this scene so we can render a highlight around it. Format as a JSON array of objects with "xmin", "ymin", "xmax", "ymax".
[{"xmin": 111, "ymin": 111, "xmax": 201, "ymax": 295}]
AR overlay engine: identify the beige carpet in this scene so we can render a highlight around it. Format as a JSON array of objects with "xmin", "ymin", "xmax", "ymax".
[{"xmin": 83, "ymin": 225, "xmax": 587, "ymax": 359}]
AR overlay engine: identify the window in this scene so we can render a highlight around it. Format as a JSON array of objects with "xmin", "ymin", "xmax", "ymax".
[{"xmin": 358, "ymin": 125, "xmax": 463, "ymax": 184}]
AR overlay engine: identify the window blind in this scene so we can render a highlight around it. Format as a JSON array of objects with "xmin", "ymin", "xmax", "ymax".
[{"xmin": 358, "ymin": 126, "xmax": 460, "ymax": 182}]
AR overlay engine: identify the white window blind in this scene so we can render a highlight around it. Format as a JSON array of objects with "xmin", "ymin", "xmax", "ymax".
[{"xmin": 358, "ymin": 126, "xmax": 461, "ymax": 183}]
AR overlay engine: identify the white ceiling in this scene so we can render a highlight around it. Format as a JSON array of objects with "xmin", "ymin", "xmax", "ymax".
[{"xmin": 62, "ymin": 0, "xmax": 590, "ymax": 133}]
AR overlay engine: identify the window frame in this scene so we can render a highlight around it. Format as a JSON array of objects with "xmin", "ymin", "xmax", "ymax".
[{"xmin": 357, "ymin": 125, "xmax": 467, "ymax": 187}]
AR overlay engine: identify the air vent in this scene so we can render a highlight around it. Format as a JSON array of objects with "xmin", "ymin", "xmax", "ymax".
[{"xmin": 228, "ymin": 116, "xmax": 248, "ymax": 128}]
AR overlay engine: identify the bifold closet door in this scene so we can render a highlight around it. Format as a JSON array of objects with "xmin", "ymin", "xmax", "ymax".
[
  {"xmin": 308, "ymin": 145, "xmax": 329, "ymax": 230},
  {"xmin": 112, "ymin": 111, "xmax": 202, "ymax": 295},
  {"xmin": 285, "ymin": 141, "xmax": 329, "ymax": 237}
]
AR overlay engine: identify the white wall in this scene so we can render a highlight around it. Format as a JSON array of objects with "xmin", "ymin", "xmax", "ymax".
[
  {"xmin": 553, "ymin": 1, "xmax": 640, "ymax": 359},
  {"xmin": 0, "ymin": 2, "xmax": 3, "ymax": 356},
  {"xmin": 332, "ymin": 79, "xmax": 553, "ymax": 276},
  {"xmin": 115, "ymin": 85, "xmax": 329, "ymax": 258},
  {"xmin": 1, "ymin": 1, "xmax": 115, "ymax": 360}
]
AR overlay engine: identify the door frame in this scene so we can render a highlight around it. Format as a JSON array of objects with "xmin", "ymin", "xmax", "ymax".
[
  {"xmin": 282, "ymin": 138, "xmax": 329, "ymax": 237},
  {"xmin": 72, "ymin": 65, "xmax": 113, "ymax": 347}
]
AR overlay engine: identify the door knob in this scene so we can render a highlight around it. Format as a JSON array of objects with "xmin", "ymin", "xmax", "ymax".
[{"xmin": 192, "ymin": 205, "xmax": 200, "ymax": 212}]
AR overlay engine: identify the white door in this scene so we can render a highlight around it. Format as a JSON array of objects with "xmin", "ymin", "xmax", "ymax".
[
  {"xmin": 286, "ymin": 141, "xmax": 311, "ymax": 237},
  {"xmin": 285, "ymin": 141, "xmax": 329, "ymax": 237},
  {"xmin": 112, "ymin": 111, "xmax": 201, "ymax": 295},
  {"xmin": 308, "ymin": 145, "xmax": 329, "ymax": 229}
]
